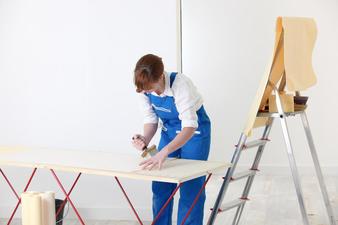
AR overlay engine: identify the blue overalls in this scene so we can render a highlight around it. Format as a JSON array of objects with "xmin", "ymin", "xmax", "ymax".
[{"xmin": 145, "ymin": 72, "xmax": 211, "ymax": 225}]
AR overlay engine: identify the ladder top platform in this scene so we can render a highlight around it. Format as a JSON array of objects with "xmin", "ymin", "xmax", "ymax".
[{"xmin": 257, "ymin": 110, "xmax": 304, "ymax": 118}]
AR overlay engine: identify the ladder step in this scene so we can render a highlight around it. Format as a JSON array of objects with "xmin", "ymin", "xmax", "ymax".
[
  {"xmin": 243, "ymin": 139, "xmax": 269, "ymax": 149},
  {"xmin": 231, "ymin": 170, "xmax": 256, "ymax": 182},
  {"xmin": 218, "ymin": 199, "xmax": 247, "ymax": 212}
]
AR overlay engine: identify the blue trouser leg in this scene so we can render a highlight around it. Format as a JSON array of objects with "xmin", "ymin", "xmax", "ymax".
[
  {"xmin": 177, "ymin": 177, "xmax": 206, "ymax": 225},
  {"xmin": 177, "ymin": 135, "xmax": 211, "ymax": 225},
  {"xmin": 152, "ymin": 131, "xmax": 181, "ymax": 225},
  {"xmin": 152, "ymin": 181, "xmax": 177, "ymax": 225},
  {"xmin": 152, "ymin": 130, "xmax": 210, "ymax": 225}
]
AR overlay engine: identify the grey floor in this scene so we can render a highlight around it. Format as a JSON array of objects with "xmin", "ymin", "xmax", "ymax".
[{"xmin": 1, "ymin": 174, "xmax": 337, "ymax": 225}]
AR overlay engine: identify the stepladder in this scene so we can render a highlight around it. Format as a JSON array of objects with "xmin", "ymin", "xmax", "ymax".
[
  {"xmin": 207, "ymin": 88, "xmax": 337, "ymax": 225},
  {"xmin": 207, "ymin": 16, "xmax": 336, "ymax": 225}
]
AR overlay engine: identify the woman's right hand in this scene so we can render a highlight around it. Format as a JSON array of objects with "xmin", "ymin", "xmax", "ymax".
[{"xmin": 131, "ymin": 134, "xmax": 147, "ymax": 151}]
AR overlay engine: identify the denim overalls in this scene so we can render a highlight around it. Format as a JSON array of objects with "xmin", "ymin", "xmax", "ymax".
[{"xmin": 145, "ymin": 72, "xmax": 211, "ymax": 225}]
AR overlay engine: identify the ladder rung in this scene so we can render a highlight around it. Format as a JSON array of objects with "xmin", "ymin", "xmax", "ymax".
[
  {"xmin": 243, "ymin": 139, "xmax": 269, "ymax": 149},
  {"xmin": 231, "ymin": 170, "xmax": 256, "ymax": 182},
  {"xmin": 218, "ymin": 199, "xmax": 247, "ymax": 212}
]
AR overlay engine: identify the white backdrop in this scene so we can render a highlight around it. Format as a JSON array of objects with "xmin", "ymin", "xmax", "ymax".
[
  {"xmin": 0, "ymin": 0, "xmax": 176, "ymax": 220},
  {"xmin": 182, "ymin": 0, "xmax": 338, "ymax": 170},
  {"xmin": 0, "ymin": 0, "xmax": 337, "ymax": 221}
]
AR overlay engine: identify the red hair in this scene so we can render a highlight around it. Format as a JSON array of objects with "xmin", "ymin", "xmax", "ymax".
[{"xmin": 134, "ymin": 54, "xmax": 164, "ymax": 93}]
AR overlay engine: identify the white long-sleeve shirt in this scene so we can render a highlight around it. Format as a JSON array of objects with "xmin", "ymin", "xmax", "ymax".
[{"xmin": 138, "ymin": 71, "xmax": 203, "ymax": 128}]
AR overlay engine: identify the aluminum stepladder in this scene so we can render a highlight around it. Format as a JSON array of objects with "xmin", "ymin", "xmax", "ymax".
[{"xmin": 207, "ymin": 87, "xmax": 337, "ymax": 225}]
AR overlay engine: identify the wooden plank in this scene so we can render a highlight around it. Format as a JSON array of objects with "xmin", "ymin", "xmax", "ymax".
[
  {"xmin": 243, "ymin": 17, "xmax": 317, "ymax": 136},
  {"xmin": 0, "ymin": 146, "xmax": 231, "ymax": 183}
]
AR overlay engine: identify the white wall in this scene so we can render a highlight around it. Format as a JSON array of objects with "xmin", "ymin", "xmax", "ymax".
[
  {"xmin": 0, "ymin": 0, "xmax": 176, "ymax": 220},
  {"xmin": 0, "ymin": 0, "xmax": 337, "ymax": 221},
  {"xmin": 182, "ymin": 0, "xmax": 338, "ymax": 170}
]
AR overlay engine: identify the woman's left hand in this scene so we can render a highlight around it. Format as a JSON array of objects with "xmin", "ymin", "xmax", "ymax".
[{"xmin": 139, "ymin": 148, "xmax": 169, "ymax": 170}]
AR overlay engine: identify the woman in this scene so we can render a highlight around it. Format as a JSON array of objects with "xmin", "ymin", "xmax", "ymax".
[{"xmin": 132, "ymin": 54, "xmax": 211, "ymax": 225}]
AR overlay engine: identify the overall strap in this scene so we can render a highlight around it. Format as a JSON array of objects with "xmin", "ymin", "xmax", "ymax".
[{"xmin": 169, "ymin": 72, "xmax": 178, "ymax": 88}]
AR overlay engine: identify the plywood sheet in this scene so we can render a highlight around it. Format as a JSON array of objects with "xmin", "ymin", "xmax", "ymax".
[
  {"xmin": 283, "ymin": 17, "xmax": 317, "ymax": 91},
  {"xmin": 243, "ymin": 17, "xmax": 317, "ymax": 136},
  {"xmin": 243, "ymin": 18, "xmax": 283, "ymax": 136},
  {"xmin": 0, "ymin": 146, "xmax": 231, "ymax": 183}
]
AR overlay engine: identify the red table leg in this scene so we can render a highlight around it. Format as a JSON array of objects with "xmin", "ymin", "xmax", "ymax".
[
  {"xmin": 114, "ymin": 174, "xmax": 212, "ymax": 225},
  {"xmin": 2, "ymin": 166, "xmax": 213, "ymax": 225},
  {"xmin": 114, "ymin": 177, "xmax": 183, "ymax": 225},
  {"xmin": 50, "ymin": 169, "xmax": 86, "ymax": 225},
  {"xmin": 0, "ymin": 167, "xmax": 37, "ymax": 225},
  {"xmin": 115, "ymin": 177, "xmax": 144, "ymax": 225},
  {"xmin": 55, "ymin": 173, "xmax": 82, "ymax": 219}
]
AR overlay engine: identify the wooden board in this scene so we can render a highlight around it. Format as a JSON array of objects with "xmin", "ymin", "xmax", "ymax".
[
  {"xmin": 243, "ymin": 17, "xmax": 317, "ymax": 136},
  {"xmin": 0, "ymin": 146, "xmax": 231, "ymax": 183},
  {"xmin": 283, "ymin": 17, "xmax": 317, "ymax": 91}
]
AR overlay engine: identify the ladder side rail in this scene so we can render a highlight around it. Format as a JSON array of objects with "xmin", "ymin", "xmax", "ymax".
[
  {"xmin": 207, "ymin": 134, "xmax": 247, "ymax": 225},
  {"xmin": 300, "ymin": 111, "xmax": 337, "ymax": 225},
  {"xmin": 232, "ymin": 118, "xmax": 274, "ymax": 225},
  {"xmin": 274, "ymin": 87, "xmax": 310, "ymax": 225}
]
